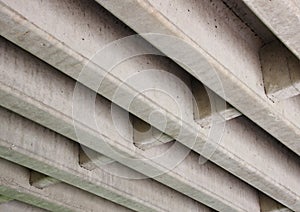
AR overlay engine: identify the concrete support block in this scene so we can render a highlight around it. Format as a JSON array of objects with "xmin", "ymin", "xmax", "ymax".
[
  {"xmin": 0, "ymin": 158, "xmax": 131, "ymax": 212},
  {"xmin": 79, "ymin": 146, "xmax": 114, "ymax": 171},
  {"xmin": 242, "ymin": 0, "xmax": 300, "ymax": 60},
  {"xmin": 260, "ymin": 41, "xmax": 300, "ymax": 101},
  {"xmin": 192, "ymin": 80, "xmax": 241, "ymax": 127},
  {"xmin": 133, "ymin": 117, "xmax": 173, "ymax": 150},
  {"xmin": 29, "ymin": 171, "xmax": 60, "ymax": 189},
  {"xmin": 259, "ymin": 194, "xmax": 292, "ymax": 212}
]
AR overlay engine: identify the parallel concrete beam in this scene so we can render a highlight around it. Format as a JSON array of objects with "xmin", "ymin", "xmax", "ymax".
[
  {"xmin": 0, "ymin": 107, "xmax": 212, "ymax": 212},
  {"xmin": 30, "ymin": 171, "xmax": 61, "ymax": 189},
  {"xmin": 94, "ymin": 0, "xmax": 300, "ymax": 158},
  {"xmin": 0, "ymin": 36, "xmax": 260, "ymax": 211},
  {"xmin": 242, "ymin": 0, "xmax": 300, "ymax": 60},
  {"xmin": 0, "ymin": 2, "xmax": 298, "ymax": 210},
  {"xmin": 260, "ymin": 41, "xmax": 300, "ymax": 101},
  {"xmin": 0, "ymin": 201, "xmax": 48, "ymax": 212},
  {"xmin": 0, "ymin": 2, "xmax": 297, "ymax": 210},
  {"xmin": 0, "ymin": 158, "xmax": 131, "ymax": 212}
]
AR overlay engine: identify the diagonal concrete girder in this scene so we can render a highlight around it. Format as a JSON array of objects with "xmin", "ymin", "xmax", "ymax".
[
  {"xmin": 0, "ymin": 39, "xmax": 255, "ymax": 212},
  {"xmin": 241, "ymin": 0, "xmax": 300, "ymax": 60},
  {"xmin": 0, "ymin": 107, "xmax": 213, "ymax": 212},
  {"xmin": 0, "ymin": 0, "xmax": 298, "ymax": 210},
  {"xmin": 93, "ymin": 0, "xmax": 300, "ymax": 156},
  {"xmin": 0, "ymin": 158, "xmax": 132, "ymax": 212}
]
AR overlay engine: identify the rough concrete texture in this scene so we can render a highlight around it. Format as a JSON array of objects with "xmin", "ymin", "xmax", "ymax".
[
  {"xmin": 0, "ymin": 1, "xmax": 298, "ymax": 210},
  {"xmin": 95, "ymin": 0, "xmax": 300, "ymax": 158},
  {"xmin": 0, "ymin": 107, "xmax": 212, "ymax": 212},
  {"xmin": 30, "ymin": 171, "xmax": 61, "ymax": 189},
  {"xmin": 0, "ymin": 201, "xmax": 48, "ymax": 212},
  {"xmin": 0, "ymin": 158, "xmax": 131, "ymax": 212},
  {"xmin": 0, "ymin": 35, "xmax": 261, "ymax": 211},
  {"xmin": 242, "ymin": 0, "xmax": 300, "ymax": 60}
]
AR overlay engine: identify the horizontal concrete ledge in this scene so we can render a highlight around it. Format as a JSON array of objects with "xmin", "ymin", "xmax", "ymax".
[
  {"xmin": 0, "ymin": 107, "xmax": 212, "ymax": 212},
  {"xmin": 260, "ymin": 41, "xmax": 300, "ymax": 101},
  {"xmin": 0, "ymin": 158, "xmax": 131, "ymax": 212},
  {"xmin": 0, "ymin": 36, "xmax": 259, "ymax": 211},
  {"xmin": 0, "ymin": 2, "xmax": 297, "ymax": 210},
  {"xmin": 0, "ymin": 201, "xmax": 47, "ymax": 212}
]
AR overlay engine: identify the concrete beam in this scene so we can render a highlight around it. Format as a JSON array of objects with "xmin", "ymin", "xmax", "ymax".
[
  {"xmin": 0, "ymin": 107, "xmax": 212, "ymax": 212},
  {"xmin": 0, "ymin": 2, "xmax": 296, "ymax": 210},
  {"xmin": 0, "ymin": 36, "xmax": 260, "ymax": 211},
  {"xmin": 0, "ymin": 195, "xmax": 13, "ymax": 204},
  {"xmin": 242, "ymin": 0, "xmax": 300, "ymax": 60},
  {"xmin": 260, "ymin": 41, "xmax": 300, "ymax": 101},
  {"xmin": 94, "ymin": 0, "xmax": 300, "ymax": 158},
  {"xmin": 30, "ymin": 171, "xmax": 61, "ymax": 189},
  {"xmin": 0, "ymin": 201, "xmax": 48, "ymax": 212},
  {"xmin": 0, "ymin": 158, "xmax": 131, "ymax": 212}
]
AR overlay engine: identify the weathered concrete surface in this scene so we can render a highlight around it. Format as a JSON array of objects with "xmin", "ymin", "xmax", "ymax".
[
  {"xmin": 260, "ymin": 41, "xmax": 300, "ymax": 101},
  {"xmin": 242, "ymin": 0, "xmax": 300, "ymax": 60},
  {"xmin": 0, "ymin": 107, "xmax": 212, "ymax": 212},
  {"xmin": 94, "ymin": 0, "xmax": 300, "ymax": 157},
  {"xmin": 0, "ymin": 201, "xmax": 47, "ymax": 212},
  {"xmin": 0, "ymin": 158, "xmax": 131, "ymax": 212},
  {"xmin": 30, "ymin": 171, "xmax": 61, "ymax": 189},
  {"xmin": 0, "ymin": 2, "xmax": 297, "ymax": 210},
  {"xmin": 0, "ymin": 34, "xmax": 261, "ymax": 210}
]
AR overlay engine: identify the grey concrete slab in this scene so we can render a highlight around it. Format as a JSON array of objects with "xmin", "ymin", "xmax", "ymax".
[{"xmin": 0, "ymin": 201, "xmax": 48, "ymax": 212}]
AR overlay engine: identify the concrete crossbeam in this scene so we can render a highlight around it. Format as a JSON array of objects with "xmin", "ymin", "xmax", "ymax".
[
  {"xmin": 0, "ymin": 36, "xmax": 260, "ymax": 211},
  {"xmin": 0, "ymin": 2, "xmax": 296, "ymax": 211},
  {"xmin": 0, "ymin": 201, "xmax": 47, "ymax": 212},
  {"xmin": 192, "ymin": 80, "xmax": 241, "ymax": 127},
  {"xmin": 30, "ymin": 171, "xmax": 61, "ymax": 189},
  {"xmin": 260, "ymin": 41, "xmax": 300, "ymax": 101},
  {"xmin": 0, "ymin": 107, "xmax": 212, "ymax": 212},
  {"xmin": 259, "ymin": 194, "xmax": 292, "ymax": 212},
  {"xmin": 242, "ymin": 0, "xmax": 300, "ymax": 60},
  {"xmin": 0, "ymin": 158, "xmax": 131, "ymax": 212}
]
